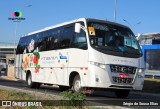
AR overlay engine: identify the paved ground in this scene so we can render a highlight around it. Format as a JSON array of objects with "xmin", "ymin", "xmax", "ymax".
[{"xmin": 0, "ymin": 77, "xmax": 160, "ymax": 109}]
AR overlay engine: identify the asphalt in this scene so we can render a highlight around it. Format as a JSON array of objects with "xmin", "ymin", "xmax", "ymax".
[{"xmin": 0, "ymin": 76, "xmax": 160, "ymax": 109}]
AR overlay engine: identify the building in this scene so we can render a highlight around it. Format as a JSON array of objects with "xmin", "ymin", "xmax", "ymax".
[
  {"xmin": 140, "ymin": 32, "xmax": 160, "ymax": 78},
  {"xmin": 0, "ymin": 41, "xmax": 16, "ymax": 77}
]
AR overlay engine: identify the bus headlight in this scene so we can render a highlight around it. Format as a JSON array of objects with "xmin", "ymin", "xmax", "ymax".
[
  {"xmin": 137, "ymin": 68, "xmax": 145, "ymax": 74},
  {"xmin": 90, "ymin": 61, "xmax": 106, "ymax": 70},
  {"xmin": 137, "ymin": 68, "xmax": 145, "ymax": 79},
  {"xmin": 137, "ymin": 68, "xmax": 145, "ymax": 78}
]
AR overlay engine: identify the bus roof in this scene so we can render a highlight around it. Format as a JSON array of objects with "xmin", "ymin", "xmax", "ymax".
[
  {"xmin": 27, "ymin": 18, "xmax": 85, "ymax": 36},
  {"xmin": 86, "ymin": 18, "xmax": 129, "ymax": 29},
  {"xmin": 25, "ymin": 18, "xmax": 130, "ymax": 37}
]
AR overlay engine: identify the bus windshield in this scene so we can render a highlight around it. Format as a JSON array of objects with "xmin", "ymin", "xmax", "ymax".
[{"xmin": 87, "ymin": 21, "xmax": 142, "ymax": 58}]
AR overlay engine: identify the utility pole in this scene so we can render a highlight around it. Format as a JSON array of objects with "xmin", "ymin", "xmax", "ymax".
[
  {"xmin": 114, "ymin": 0, "xmax": 117, "ymax": 22},
  {"xmin": 13, "ymin": 22, "xmax": 18, "ymax": 59}
]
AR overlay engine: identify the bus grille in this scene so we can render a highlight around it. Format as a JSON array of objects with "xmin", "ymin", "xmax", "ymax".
[
  {"xmin": 112, "ymin": 77, "xmax": 133, "ymax": 84},
  {"xmin": 110, "ymin": 65, "xmax": 136, "ymax": 84},
  {"xmin": 110, "ymin": 65, "xmax": 136, "ymax": 74}
]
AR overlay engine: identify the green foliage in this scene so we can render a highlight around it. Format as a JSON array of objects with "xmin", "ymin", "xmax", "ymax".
[
  {"xmin": 61, "ymin": 90, "xmax": 85, "ymax": 101},
  {"xmin": 61, "ymin": 90, "xmax": 85, "ymax": 108}
]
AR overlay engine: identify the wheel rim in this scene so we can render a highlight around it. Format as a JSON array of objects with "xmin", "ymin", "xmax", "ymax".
[
  {"xmin": 74, "ymin": 79, "xmax": 81, "ymax": 92},
  {"xmin": 27, "ymin": 76, "xmax": 31, "ymax": 85}
]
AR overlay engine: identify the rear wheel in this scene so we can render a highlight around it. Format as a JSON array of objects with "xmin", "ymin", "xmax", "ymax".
[
  {"xmin": 115, "ymin": 89, "xmax": 130, "ymax": 98},
  {"xmin": 26, "ymin": 74, "xmax": 40, "ymax": 89},
  {"xmin": 72, "ymin": 75, "xmax": 82, "ymax": 93}
]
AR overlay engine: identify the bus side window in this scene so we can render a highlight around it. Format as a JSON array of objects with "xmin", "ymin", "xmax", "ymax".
[
  {"xmin": 16, "ymin": 37, "xmax": 27, "ymax": 54},
  {"xmin": 38, "ymin": 30, "xmax": 56, "ymax": 51},
  {"xmin": 60, "ymin": 26, "xmax": 74, "ymax": 49},
  {"xmin": 41, "ymin": 37, "xmax": 47, "ymax": 51},
  {"xmin": 36, "ymin": 31, "xmax": 47, "ymax": 52},
  {"xmin": 71, "ymin": 30, "xmax": 87, "ymax": 50},
  {"xmin": 44, "ymin": 30, "xmax": 54, "ymax": 51},
  {"xmin": 48, "ymin": 36, "xmax": 54, "ymax": 50},
  {"xmin": 46, "ymin": 30, "xmax": 58, "ymax": 50}
]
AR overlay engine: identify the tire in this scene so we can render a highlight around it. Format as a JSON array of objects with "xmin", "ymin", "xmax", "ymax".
[
  {"xmin": 115, "ymin": 89, "xmax": 130, "ymax": 98},
  {"xmin": 26, "ymin": 74, "xmax": 40, "ymax": 89},
  {"xmin": 72, "ymin": 75, "xmax": 82, "ymax": 93},
  {"xmin": 59, "ymin": 85, "xmax": 69, "ymax": 91}
]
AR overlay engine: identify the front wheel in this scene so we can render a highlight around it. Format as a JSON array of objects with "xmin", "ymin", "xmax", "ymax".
[
  {"xmin": 72, "ymin": 75, "xmax": 82, "ymax": 93},
  {"xmin": 115, "ymin": 89, "xmax": 130, "ymax": 98}
]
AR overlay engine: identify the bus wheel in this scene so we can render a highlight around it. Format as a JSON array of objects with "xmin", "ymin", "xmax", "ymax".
[
  {"xmin": 72, "ymin": 75, "xmax": 82, "ymax": 93},
  {"xmin": 26, "ymin": 74, "xmax": 34, "ymax": 88},
  {"xmin": 115, "ymin": 89, "xmax": 130, "ymax": 98},
  {"xmin": 59, "ymin": 85, "xmax": 69, "ymax": 91},
  {"xmin": 26, "ymin": 74, "xmax": 40, "ymax": 88}
]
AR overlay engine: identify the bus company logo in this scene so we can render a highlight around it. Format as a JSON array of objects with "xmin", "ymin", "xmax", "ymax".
[
  {"xmin": 8, "ymin": 10, "xmax": 26, "ymax": 22},
  {"xmin": 113, "ymin": 59, "xmax": 134, "ymax": 64},
  {"xmin": 59, "ymin": 53, "xmax": 67, "ymax": 59}
]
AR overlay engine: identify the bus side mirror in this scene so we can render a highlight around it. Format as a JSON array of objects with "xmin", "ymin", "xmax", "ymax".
[{"xmin": 75, "ymin": 23, "xmax": 81, "ymax": 33}]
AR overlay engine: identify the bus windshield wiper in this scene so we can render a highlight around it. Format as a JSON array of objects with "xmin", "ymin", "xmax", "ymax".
[
  {"xmin": 94, "ymin": 46, "xmax": 120, "ymax": 52},
  {"xmin": 125, "ymin": 45, "xmax": 136, "ymax": 50}
]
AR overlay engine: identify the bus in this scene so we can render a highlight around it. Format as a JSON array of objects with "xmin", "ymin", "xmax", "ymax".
[{"xmin": 15, "ymin": 18, "xmax": 145, "ymax": 98}]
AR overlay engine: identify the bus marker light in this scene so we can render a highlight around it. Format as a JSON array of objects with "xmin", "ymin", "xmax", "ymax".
[
  {"xmin": 85, "ymin": 68, "xmax": 88, "ymax": 70},
  {"xmin": 118, "ymin": 73, "xmax": 129, "ymax": 78},
  {"xmin": 80, "ymin": 68, "xmax": 83, "ymax": 70}
]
